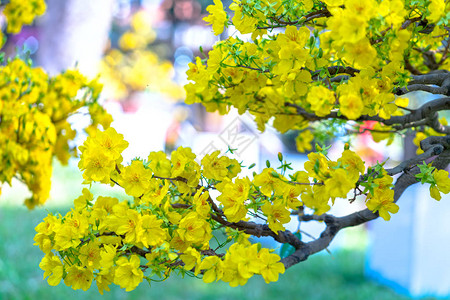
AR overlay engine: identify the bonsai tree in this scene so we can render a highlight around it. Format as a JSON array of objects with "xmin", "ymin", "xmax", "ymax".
[{"xmin": 6, "ymin": 0, "xmax": 450, "ymax": 293}]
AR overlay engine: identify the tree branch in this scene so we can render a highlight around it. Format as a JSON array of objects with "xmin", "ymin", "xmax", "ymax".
[
  {"xmin": 395, "ymin": 84, "xmax": 449, "ymax": 96},
  {"xmin": 281, "ymin": 145, "xmax": 450, "ymax": 270}
]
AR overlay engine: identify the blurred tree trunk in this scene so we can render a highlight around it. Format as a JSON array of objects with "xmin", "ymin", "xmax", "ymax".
[{"xmin": 37, "ymin": 0, "xmax": 115, "ymax": 77}]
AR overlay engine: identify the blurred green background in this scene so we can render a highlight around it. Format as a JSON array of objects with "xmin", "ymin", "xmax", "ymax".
[{"xmin": 0, "ymin": 163, "xmax": 440, "ymax": 300}]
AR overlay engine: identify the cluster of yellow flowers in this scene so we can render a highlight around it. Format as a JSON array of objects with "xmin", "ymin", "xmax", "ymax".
[
  {"xmin": 0, "ymin": 58, "xmax": 111, "ymax": 208},
  {"xmin": 100, "ymin": 10, "xmax": 184, "ymax": 101},
  {"xmin": 34, "ymin": 127, "xmax": 426, "ymax": 292},
  {"xmin": 2, "ymin": 0, "xmax": 46, "ymax": 39},
  {"xmin": 189, "ymin": 0, "xmax": 449, "ymax": 150}
]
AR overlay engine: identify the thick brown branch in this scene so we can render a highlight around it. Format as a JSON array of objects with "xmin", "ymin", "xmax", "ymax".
[
  {"xmin": 395, "ymin": 84, "xmax": 449, "ymax": 96},
  {"xmin": 408, "ymin": 71, "xmax": 450, "ymax": 86},
  {"xmin": 385, "ymin": 136, "xmax": 449, "ymax": 176}
]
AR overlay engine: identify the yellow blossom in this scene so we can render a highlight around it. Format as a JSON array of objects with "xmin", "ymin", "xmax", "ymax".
[
  {"xmin": 114, "ymin": 255, "xmax": 144, "ymax": 291},
  {"xmin": 339, "ymin": 93, "xmax": 364, "ymax": 120},
  {"xmin": 202, "ymin": 150, "xmax": 231, "ymax": 181},
  {"xmin": 39, "ymin": 253, "xmax": 63, "ymax": 286},
  {"xmin": 258, "ymin": 248, "xmax": 285, "ymax": 283},
  {"xmin": 203, "ymin": 0, "xmax": 228, "ymax": 35},
  {"xmin": 261, "ymin": 200, "xmax": 291, "ymax": 232},
  {"xmin": 119, "ymin": 160, "xmax": 153, "ymax": 197},
  {"xmin": 64, "ymin": 265, "xmax": 94, "ymax": 291},
  {"xmin": 307, "ymin": 86, "xmax": 335, "ymax": 117},
  {"xmin": 366, "ymin": 189, "xmax": 398, "ymax": 221},
  {"xmin": 199, "ymin": 256, "xmax": 224, "ymax": 283}
]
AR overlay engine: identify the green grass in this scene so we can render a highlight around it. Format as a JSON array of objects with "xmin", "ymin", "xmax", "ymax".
[{"xmin": 0, "ymin": 206, "xmax": 439, "ymax": 300}]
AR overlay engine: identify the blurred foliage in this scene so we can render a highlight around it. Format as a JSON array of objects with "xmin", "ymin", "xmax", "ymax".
[{"xmin": 99, "ymin": 9, "xmax": 184, "ymax": 101}]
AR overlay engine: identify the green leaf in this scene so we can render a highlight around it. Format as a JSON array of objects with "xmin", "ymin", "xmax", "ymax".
[
  {"xmin": 279, "ymin": 232, "xmax": 301, "ymax": 258},
  {"xmin": 313, "ymin": 159, "xmax": 320, "ymax": 175}
]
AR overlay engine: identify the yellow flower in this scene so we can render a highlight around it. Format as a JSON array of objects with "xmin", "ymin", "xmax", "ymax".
[
  {"xmin": 323, "ymin": 0, "xmax": 344, "ymax": 6},
  {"xmin": 258, "ymin": 248, "xmax": 285, "ymax": 283},
  {"xmin": 226, "ymin": 158, "xmax": 242, "ymax": 179},
  {"xmin": 295, "ymin": 130, "xmax": 314, "ymax": 153},
  {"xmin": 64, "ymin": 265, "xmax": 94, "ymax": 291},
  {"xmin": 39, "ymin": 253, "xmax": 63, "ymax": 286},
  {"xmin": 337, "ymin": 149, "xmax": 365, "ymax": 182},
  {"xmin": 343, "ymin": 39, "xmax": 377, "ymax": 68},
  {"xmin": 139, "ymin": 214, "xmax": 167, "ymax": 248},
  {"xmin": 148, "ymin": 151, "xmax": 171, "ymax": 177},
  {"xmin": 217, "ymin": 178, "xmax": 250, "ymax": 222},
  {"xmin": 95, "ymin": 272, "xmax": 114, "ymax": 295},
  {"xmin": 199, "ymin": 256, "xmax": 224, "ymax": 283},
  {"xmin": 261, "ymin": 200, "xmax": 291, "ymax": 232},
  {"xmin": 430, "ymin": 169, "xmax": 450, "ymax": 200},
  {"xmin": 253, "ymin": 168, "xmax": 285, "ymax": 197},
  {"xmin": 203, "ymin": 0, "xmax": 228, "ymax": 35},
  {"xmin": 74, "ymin": 188, "xmax": 93, "ymax": 211},
  {"xmin": 282, "ymin": 184, "xmax": 303, "ymax": 209},
  {"xmin": 304, "ymin": 152, "xmax": 329, "ymax": 181},
  {"xmin": 325, "ymin": 168, "xmax": 355, "ymax": 199},
  {"xmin": 434, "ymin": 169, "xmax": 450, "ymax": 194},
  {"xmin": 171, "ymin": 146, "xmax": 197, "ymax": 177},
  {"xmin": 221, "ymin": 243, "xmax": 261, "ymax": 286},
  {"xmin": 119, "ymin": 160, "xmax": 153, "ymax": 197},
  {"xmin": 430, "ymin": 186, "xmax": 442, "ymax": 201},
  {"xmin": 141, "ymin": 179, "xmax": 170, "ymax": 206},
  {"xmin": 371, "ymin": 123, "xmax": 395, "ymax": 145},
  {"xmin": 33, "ymin": 233, "xmax": 53, "ymax": 254},
  {"xmin": 99, "ymin": 244, "xmax": 117, "ymax": 275},
  {"xmin": 177, "ymin": 212, "xmax": 212, "ymax": 246},
  {"xmin": 345, "ymin": 0, "xmax": 377, "ymax": 21},
  {"xmin": 107, "ymin": 208, "xmax": 141, "ymax": 244},
  {"xmin": 307, "ymin": 86, "xmax": 335, "ymax": 117},
  {"xmin": 366, "ymin": 189, "xmax": 398, "ymax": 221},
  {"xmin": 180, "ymin": 247, "xmax": 202, "ymax": 274},
  {"xmin": 193, "ymin": 189, "xmax": 212, "ymax": 218},
  {"xmin": 226, "ymin": 243, "xmax": 263, "ymax": 279},
  {"xmin": 92, "ymin": 127, "xmax": 129, "ymax": 161},
  {"xmin": 339, "ymin": 93, "xmax": 364, "ymax": 120},
  {"xmin": 201, "ymin": 150, "xmax": 230, "ymax": 181},
  {"xmin": 114, "ymin": 255, "xmax": 144, "ymax": 292},
  {"xmin": 428, "ymin": 0, "xmax": 445, "ymax": 22},
  {"xmin": 301, "ymin": 188, "xmax": 331, "ymax": 215},
  {"xmin": 93, "ymin": 196, "xmax": 119, "ymax": 214},
  {"xmin": 327, "ymin": 9, "xmax": 367, "ymax": 44},
  {"xmin": 4, "ymin": 0, "xmax": 46, "ymax": 34},
  {"xmin": 79, "ymin": 241, "xmax": 102, "ymax": 269},
  {"xmin": 413, "ymin": 132, "xmax": 427, "ymax": 154},
  {"xmin": 230, "ymin": 0, "xmax": 258, "ymax": 34},
  {"xmin": 78, "ymin": 150, "xmax": 115, "ymax": 182}
]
